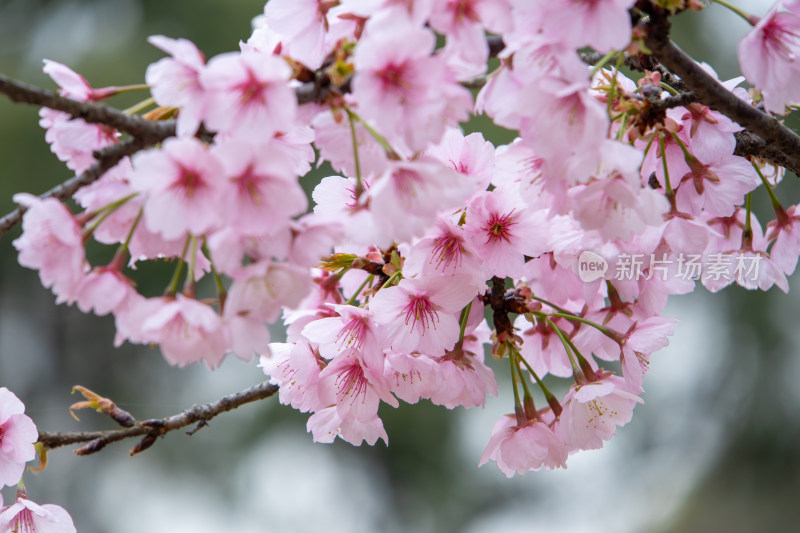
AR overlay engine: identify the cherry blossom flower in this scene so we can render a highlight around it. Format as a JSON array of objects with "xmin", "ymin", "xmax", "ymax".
[
  {"xmin": 12, "ymin": 194, "xmax": 86, "ymax": 301},
  {"xmin": 767, "ymin": 204, "xmax": 800, "ymax": 275},
  {"xmin": 261, "ymin": 342, "xmax": 323, "ymax": 413},
  {"xmin": 0, "ymin": 496, "xmax": 76, "ymax": 533},
  {"xmin": 201, "ymin": 50, "xmax": 296, "ymax": 138},
  {"xmin": 39, "ymin": 60, "xmax": 118, "ymax": 173},
  {"xmin": 540, "ymin": 0, "xmax": 636, "ymax": 52},
  {"xmin": 557, "ymin": 375, "xmax": 642, "ymax": 452},
  {"xmin": 146, "ymin": 35, "xmax": 207, "ymax": 136},
  {"xmin": 302, "ymin": 304, "xmax": 383, "ymax": 370},
  {"xmin": 130, "ymin": 137, "xmax": 225, "ymax": 240},
  {"xmin": 479, "ymin": 415, "xmax": 567, "ymax": 476},
  {"xmin": 738, "ymin": 0, "xmax": 800, "ymax": 114},
  {"xmin": 353, "ymin": 8, "xmax": 471, "ymax": 152},
  {"xmin": 0, "ymin": 388, "xmax": 37, "ymax": 488},
  {"xmin": 370, "ymin": 274, "xmax": 476, "ymax": 355},
  {"xmin": 464, "ymin": 185, "xmax": 549, "ymax": 278},
  {"xmin": 134, "ymin": 295, "xmax": 227, "ymax": 369},
  {"xmin": 211, "ymin": 137, "xmax": 307, "ymax": 237}
]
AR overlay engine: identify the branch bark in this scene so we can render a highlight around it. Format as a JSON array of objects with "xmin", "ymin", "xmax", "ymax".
[
  {"xmin": 641, "ymin": 6, "xmax": 800, "ymax": 174},
  {"xmin": 37, "ymin": 381, "xmax": 279, "ymax": 456},
  {"xmin": 0, "ymin": 75, "xmax": 175, "ymax": 140}
]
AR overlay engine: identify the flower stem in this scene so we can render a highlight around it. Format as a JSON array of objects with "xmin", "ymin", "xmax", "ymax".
[
  {"xmin": 123, "ymin": 97, "xmax": 156, "ymax": 116},
  {"xmin": 589, "ymin": 50, "xmax": 618, "ymax": 78},
  {"xmin": 345, "ymin": 108, "xmax": 365, "ymax": 197},
  {"xmin": 711, "ymin": 0, "xmax": 754, "ymax": 24},
  {"xmin": 516, "ymin": 352, "xmax": 563, "ymax": 417},
  {"xmin": 345, "ymin": 274, "xmax": 374, "ymax": 305},
  {"xmin": 752, "ymin": 160, "xmax": 783, "ymax": 211},
  {"xmin": 659, "ymin": 82, "xmax": 680, "ymax": 96},
  {"xmin": 380, "ymin": 270, "xmax": 402, "ymax": 289},
  {"xmin": 165, "ymin": 234, "xmax": 191, "ymax": 297},
  {"xmin": 203, "ymin": 239, "xmax": 228, "ymax": 312},
  {"xmin": 348, "ymin": 109, "xmax": 397, "ymax": 157},
  {"xmin": 544, "ymin": 317, "xmax": 584, "ymax": 384},
  {"xmin": 84, "ymin": 193, "xmax": 138, "ymax": 237},
  {"xmin": 659, "ymin": 133, "xmax": 675, "ymax": 196}
]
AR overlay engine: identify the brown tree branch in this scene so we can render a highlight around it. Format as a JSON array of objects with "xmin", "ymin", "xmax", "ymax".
[
  {"xmin": 0, "ymin": 75, "xmax": 175, "ymax": 140},
  {"xmin": 37, "ymin": 381, "xmax": 279, "ymax": 456},
  {"xmin": 641, "ymin": 6, "xmax": 800, "ymax": 175}
]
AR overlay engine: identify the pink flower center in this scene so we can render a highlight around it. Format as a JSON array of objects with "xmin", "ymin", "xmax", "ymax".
[
  {"xmin": 12, "ymin": 508, "xmax": 35, "ymax": 533},
  {"xmin": 335, "ymin": 363, "xmax": 368, "ymax": 401},
  {"xmin": 236, "ymin": 70, "xmax": 268, "ymax": 108},
  {"xmin": 172, "ymin": 166, "xmax": 205, "ymax": 198},
  {"xmin": 402, "ymin": 295, "xmax": 439, "ymax": 334},
  {"xmin": 482, "ymin": 210, "xmax": 517, "ymax": 244},
  {"xmin": 450, "ymin": 0, "xmax": 479, "ymax": 22},
  {"xmin": 430, "ymin": 232, "xmax": 464, "ymax": 272},
  {"xmin": 234, "ymin": 165, "xmax": 266, "ymax": 206},
  {"xmin": 392, "ymin": 168, "xmax": 423, "ymax": 197},
  {"xmin": 763, "ymin": 17, "xmax": 800, "ymax": 62},
  {"xmin": 378, "ymin": 63, "xmax": 411, "ymax": 94},
  {"xmin": 336, "ymin": 316, "xmax": 369, "ymax": 350}
]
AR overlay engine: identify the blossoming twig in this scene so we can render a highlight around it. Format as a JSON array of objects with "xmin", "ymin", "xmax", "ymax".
[{"xmin": 36, "ymin": 380, "xmax": 278, "ymax": 456}]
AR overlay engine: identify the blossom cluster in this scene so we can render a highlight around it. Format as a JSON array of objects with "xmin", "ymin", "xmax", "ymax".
[{"xmin": 11, "ymin": 0, "xmax": 800, "ymax": 477}]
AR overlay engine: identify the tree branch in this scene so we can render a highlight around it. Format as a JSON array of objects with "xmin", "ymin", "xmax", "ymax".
[
  {"xmin": 641, "ymin": 6, "xmax": 800, "ymax": 175},
  {"xmin": 0, "ymin": 75, "xmax": 175, "ymax": 140},
  {"xmin": 37, "ymin": 381, "xmax": 279, "ymax": 456}
]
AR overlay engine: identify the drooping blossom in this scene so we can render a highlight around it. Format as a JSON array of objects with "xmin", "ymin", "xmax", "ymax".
[
  {"xmin": 12, "ymin": 194, "xmax": 86, "ymax": 301},
  {"xmin": 479, "ymin": 415, "xmax": 567, "ymax": 476}
]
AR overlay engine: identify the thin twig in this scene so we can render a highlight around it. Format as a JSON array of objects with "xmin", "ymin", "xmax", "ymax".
[
  {"xmin": 37, "ymin": 381, "xmax": 279, "ymax": 456},
  {"xmin": 0, "ymin": 75, "xmax": 175, "ymax": 140}
]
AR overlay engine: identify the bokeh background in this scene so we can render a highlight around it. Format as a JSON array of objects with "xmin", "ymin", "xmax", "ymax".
[{"xmin": 1, "ymin": 1, "xmax": 798, "ymax": 531}]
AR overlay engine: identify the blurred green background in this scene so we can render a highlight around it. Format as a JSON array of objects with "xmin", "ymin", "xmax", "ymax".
[{"xmin": 1, "ymin": 1, "xmax": 799, "ymax": 532}]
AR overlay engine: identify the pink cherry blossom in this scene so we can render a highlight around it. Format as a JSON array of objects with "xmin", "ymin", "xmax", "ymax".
[
  {"xmin": 767, "ymin": 204, "xmax": 800, "ymax": 275},
  {"xmin": 12, "ymin": 194, "xmax": 86, "ymax": 301},
  {"xmin": 353, "ymin": 9, "xmax": 471, "ymax": 152},
  {"xmin": 135, "ymin": 295, "xmax": 227, "ymax": 369},
  {"xmin": 429, "ymin": 320, "xmax": 498, "ymax": 408},
  {"xmin": 211, "ymin": 137, "xmax": 307, "ymax": 237},
  {"xmin": 261, "ymin": 342, "xmax": 323, "ymax": 413},
  {"xmin": 302, "ymin": 304, "xmax": 383, "ymax": 370},
  {"xmin": 130, "ymin": 137, "xmax": 225, "ymax": 240},
  {"xmin": 479, "ymin": 415, "xmax": 567, "ymax": 476},
  {"xmin": 367, "ymin": 158, "xmax": 473, "ymax": 246},
  {"xmin": 0, "ymin": 388, "xmax": 37, "ymax": 488},
  {"xmin": 402, "ymin": 218, "xmax": 486, "ymax": 290},
  {"xmin": 464, "ymin": 184, "xmax": 549, "ymax": 278},
  {"xmin": 540, "ymin": 0, "xmax": 636, "ymax": 52},
  {"xmin": 146, "ymin": 35, "xmax": 207, "ymax": 136},
  {"xmin": 263, "ymin": 0, "xmax": 356, "ymax": 70},
  {"xmin": 201, "ymin": 50, "xmax": 296, "ymax": 138},
  {"xmin": 370, "ymin": 274, "xmax": 477, "ymax": 355},
  {"xmin": 557, "ymin": 374, "xmax": 642, "ymax": 452},
  {"xmin": 738, "ymin": 0, "xmax": 800, "ymax": 114},
  {"xmin": 0, "ymin": 496, "xmax": 76, "ymax": 533},
  {"xmin": 384, "ymin": 350, "xmax": 441, "ymax": 404}
]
